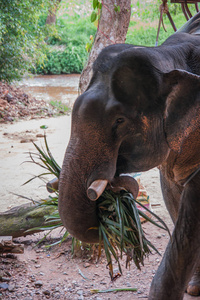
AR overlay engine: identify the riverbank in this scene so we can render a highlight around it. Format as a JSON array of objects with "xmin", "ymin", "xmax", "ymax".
[
  {"xmin": 18, "ymin": 74, "xmax": 80, "ymax": 109},
  {"xmin": 0, "ymin": 74, "xmax": 80, "ymax": 124},
  {"xmin": 0, "ymin": 81, "xmax": 56, "ymax": 123}
]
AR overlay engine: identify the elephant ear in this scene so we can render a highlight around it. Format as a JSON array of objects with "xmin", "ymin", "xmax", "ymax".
[
  {"xmin": 111, "ymin": 59, "xmax": 161, "ymax": 110},
  {"xmin": 163, "ymin": 69, "xmax": 200, "ymax": 152}
]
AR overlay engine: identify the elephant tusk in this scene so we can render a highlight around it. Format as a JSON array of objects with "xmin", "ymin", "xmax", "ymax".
[
  {"xmin": 87, "ymin": 179, "xmax": 108, "ymax": 201},
  {"xmin": 46, "ymin": 178, "xmax": 59, "ymax": 193}
]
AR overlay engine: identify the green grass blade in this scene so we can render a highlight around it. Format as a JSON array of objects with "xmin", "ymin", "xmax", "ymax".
[
  {"xmin": 44, "ymin": 135, "xmax": 61, "ymax": 175},
  {"xmin": 91, "ymin": 287, "xmax": 137, "ymax": 293}
]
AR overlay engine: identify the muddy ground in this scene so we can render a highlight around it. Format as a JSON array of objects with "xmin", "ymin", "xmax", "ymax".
[{"xmin": 0, "ymin": 83, "xmax": 198, "ymax": 299}]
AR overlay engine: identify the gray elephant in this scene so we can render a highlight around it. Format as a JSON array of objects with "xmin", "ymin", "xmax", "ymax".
[{"xmin": 58, "ymin": 13, "xmax": 200, "ymax": 300}]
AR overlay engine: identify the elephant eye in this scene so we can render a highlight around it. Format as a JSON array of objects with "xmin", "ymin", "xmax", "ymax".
[
  {"xmin": 112, "ymin": 117, "xmax": 126, "ymax": 132},
  {"xmin": 116, "ymin": 118, "xmax": 125, "ymax": 125},
  {"xmin": 112, "ymin": 118, "xmax": 125, "ymax": 131}
]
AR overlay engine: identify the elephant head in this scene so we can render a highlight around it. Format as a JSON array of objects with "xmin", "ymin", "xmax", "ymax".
[{"xmin": 58, "ymin": 46, "xmax": 200, "ymax": 243}]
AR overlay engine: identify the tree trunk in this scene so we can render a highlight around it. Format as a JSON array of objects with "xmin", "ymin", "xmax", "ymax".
[
  {"xmin": 0, "ymin": 203, "xmax": 60, "ymax": 238},
  {"xmin": 79, "ymin": 0, "xmax": 131, "ymax": 94},
  {"xmin": 46, "ymin": 0, "xmax": 62, "ymax": 25}
]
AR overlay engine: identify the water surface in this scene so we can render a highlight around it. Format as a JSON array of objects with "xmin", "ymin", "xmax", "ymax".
[{"xmin": 19, "ymin": 74, "xmax": 80, "ymax": 108}]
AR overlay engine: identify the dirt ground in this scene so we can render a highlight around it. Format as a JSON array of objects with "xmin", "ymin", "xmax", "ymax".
[{"xmin": 0, "ymin": 87, "xmax": 199, "ymax": 299}]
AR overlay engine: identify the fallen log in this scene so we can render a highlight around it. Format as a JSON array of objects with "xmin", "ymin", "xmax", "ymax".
[
  {"xmin": 0, "ymin": 202, "xmax": 60, "ymax": 238},
  {"xmin": 0, "ymin": 236, "xmax": 24, "ymax": 254}
]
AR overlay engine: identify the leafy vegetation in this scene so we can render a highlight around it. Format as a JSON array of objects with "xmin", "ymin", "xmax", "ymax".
[
  {"xmin": 32, "ymin": 43, "xmax": 89, "ymax": 75},
  {"xmin": 33, "ymin": 12, "xmax": 96, "ymax": 74},
  {"xmin": 127, "ymin": 1, "xmax": 198, "ymax": 46},
  {"xmin": 0, "ymin": 0, "xmax": 58, "ymax": 82},
  {"xmin": 96, "ymin": 189, "xmax": 169, "ymax": 279}
]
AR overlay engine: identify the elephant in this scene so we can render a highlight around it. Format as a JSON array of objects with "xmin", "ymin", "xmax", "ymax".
[{"xmin": 58, "ymin": 13, "xmax": 200, "ymax": 300}]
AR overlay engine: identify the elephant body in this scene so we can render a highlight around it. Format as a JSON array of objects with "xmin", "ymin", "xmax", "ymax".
[{"xmin": 59, "ymin": 13, "xmax": 200, "ymax": 300}]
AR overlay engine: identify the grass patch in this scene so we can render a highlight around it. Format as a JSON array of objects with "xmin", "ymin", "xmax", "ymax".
[
  {"xmin": 49, "ymin": 100, "xmax": 70, "ymax": 114},
  {"xmin": 126, "ymin": 10, "xmax": 197, "ymax": 47}
]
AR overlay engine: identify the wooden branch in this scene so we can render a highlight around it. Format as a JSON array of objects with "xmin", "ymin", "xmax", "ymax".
[
  {"xmin": 0, "ymin": 202, "xmax": 60, "ymax": 238},
  {"xmin": 0, "ymin": 236, "xmax": 24, "ymax": 254}
]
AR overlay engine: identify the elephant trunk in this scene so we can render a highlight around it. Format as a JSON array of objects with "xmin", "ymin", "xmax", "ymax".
[
  {"xmin": 58, "ymin": 138, "xmax": 139, "ymax": 244},
  {"xmin": 58, "ymin": 156, "xmax": 100, "ymax": 243},
  {"xmin": 58, "ymin": 134, "xmax": 118, "ymax": 243}
]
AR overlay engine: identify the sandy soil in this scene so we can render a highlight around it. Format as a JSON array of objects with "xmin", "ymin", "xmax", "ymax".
[
  {"xmin": 0, "ymin": 115, "xmax": 71, "ymax": 212},
  {"xmin": 0, "ymin": 113, "xmax": 199, "ymax": 299}
]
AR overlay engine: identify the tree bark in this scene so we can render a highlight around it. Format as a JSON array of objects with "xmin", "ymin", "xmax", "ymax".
[
  {"xmin": 46, "ymin": 0, "xmax": 62, "ymax": 25},
  {"xmin": 0, "ymin": 203, "xmax": 60, "ymax": 238},
  {"xmin": 79, "ymin": 0, "xmax": 131, "ymax": 94}
]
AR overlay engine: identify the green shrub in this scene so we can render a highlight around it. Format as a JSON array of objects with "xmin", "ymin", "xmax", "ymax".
[
  {"xmin": 33, "ymin": 44, "xmax": 88, "ymax": 74},
  {"xmin": 0, "ymin": 0, "xmax": 57, "ymax": 82},
  {"xmin": 126, "ymin": 9, "xmax": 195, "ymax": 47},
  {"xmin": 31, "ymin": 11, "xmax": 95, "ymax": 75},
  {"xmin": 132, "ymin": 0, "xmax": 197, "ymax": 22},
  {"xmin": 133, "ymin": 0, "xmax": 160, "ymax": 21},
  {"xmin": 46, "ymin": 15, "xmax": 96, "ymax": 47}
]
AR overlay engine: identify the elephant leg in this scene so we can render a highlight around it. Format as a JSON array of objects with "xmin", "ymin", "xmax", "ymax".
[
  {"xmin": 160, "ymin": 169, "xmax": 200, "ymax": 296},
  {"xmin": 149, "ymin": 170, "xmax": 200, "ymax": 300},
  {"xmin": 187, "ymin": 266, "xmax": 200, "ymax": 296},
  {"xmin": 160, "ymin": 169, "xmax": 183, "ymax": 223}
]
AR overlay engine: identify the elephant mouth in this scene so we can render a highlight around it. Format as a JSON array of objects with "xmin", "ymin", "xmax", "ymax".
[
  {"xmin": 48, "ymin": 176, "xmax": 139, "ymax": 204},
  {"xmin": 87, "ymin": 176, "xmax": 139, "ymax": 201}
]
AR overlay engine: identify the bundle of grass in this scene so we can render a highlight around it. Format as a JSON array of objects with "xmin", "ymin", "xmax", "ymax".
[
  {"xmin": 26, "ymin": 135, "xmax": 170, "ymax": 279},
  {"xmin": 96, "ymin": 189, "xmax": 169, "ymax": 279}
]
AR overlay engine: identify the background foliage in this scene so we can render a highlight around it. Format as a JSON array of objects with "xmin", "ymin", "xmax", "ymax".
[
  {"xmin": 0, "ymin": 0, "xmax": 198, "ymax": 81},
  {"xmin": 0, "ymin": 0, "xmax": 58, "ymax": 82}
]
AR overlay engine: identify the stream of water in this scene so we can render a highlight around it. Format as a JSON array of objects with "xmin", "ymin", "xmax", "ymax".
[{"xmin": 19, "ymin": 74, "xmax": 80, "ymax": 108}]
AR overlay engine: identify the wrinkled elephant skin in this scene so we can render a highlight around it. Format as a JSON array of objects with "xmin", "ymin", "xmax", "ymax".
[{"xmin": 59, "ymin": 13, "xmax": 200, "ymax": 300}]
